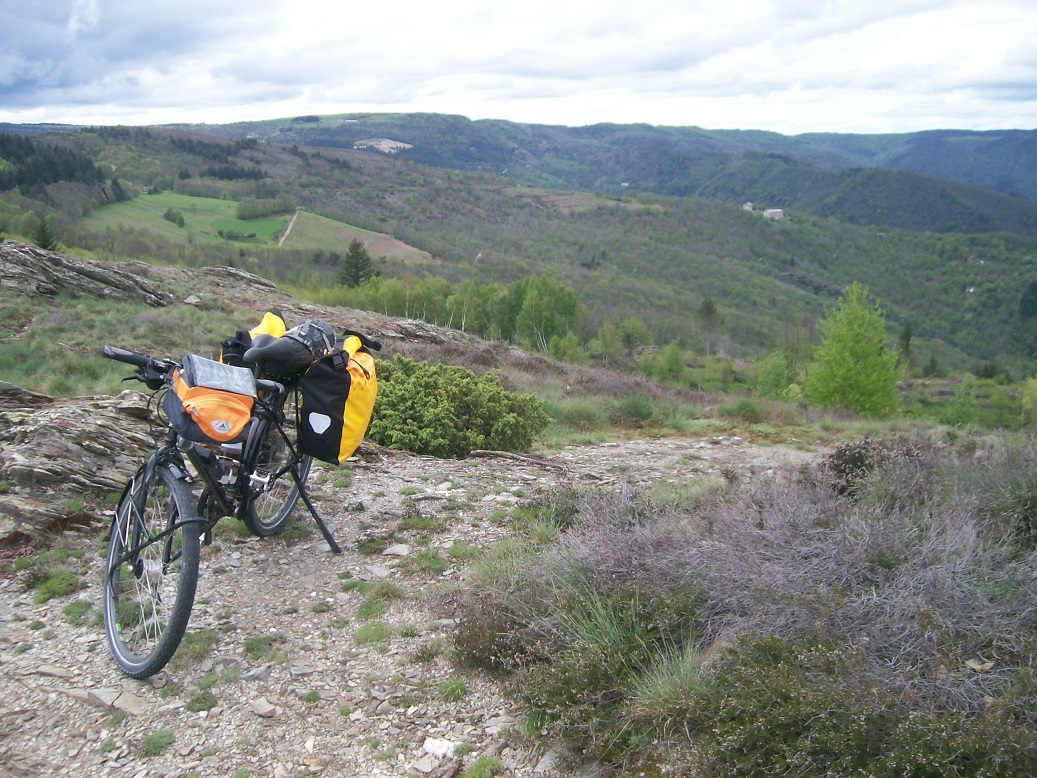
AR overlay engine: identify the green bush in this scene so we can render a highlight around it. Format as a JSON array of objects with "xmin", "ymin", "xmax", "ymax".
[
  {"xmin": 717, "ymin": 397, "xmax": 766, "ymax": 424},
  {"xmin": 692, "ymin": 635, "xmax": 1037, "ymax": 778},
  {"xmin": 756, "ymin": 351, "xmax": 796, "ymax": 398},
  {"xmin": 611, "ymin": 394, "xmax": 654, "ymax": 427},
  {"xmin": 368, "ymin": 356, "xmax": 549, "ymax": 457}
]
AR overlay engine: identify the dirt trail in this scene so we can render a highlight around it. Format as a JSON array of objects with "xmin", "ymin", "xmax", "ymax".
[
  {"xmin": 0, "ymin": 436, "xmax": 818, "ymax": 777},
  {"xmin": 278, "ymin": 209, "xmax": 302, "ymax": 247}
]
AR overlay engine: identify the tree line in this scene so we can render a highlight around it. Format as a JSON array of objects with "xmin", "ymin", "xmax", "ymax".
[{"xmin": 0, "ymin": 133, "xmax": 104, "ymax": 190}]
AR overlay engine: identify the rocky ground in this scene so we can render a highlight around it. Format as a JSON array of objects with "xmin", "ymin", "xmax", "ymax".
[{"xmin": 0, "ymin": 435, "xmax": 819, "ymax": 778}]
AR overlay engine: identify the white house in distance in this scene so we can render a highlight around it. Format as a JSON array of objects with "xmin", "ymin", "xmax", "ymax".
[{"xmin": 764, "ymin": 208, "xmax": 785, "ymax": 220}]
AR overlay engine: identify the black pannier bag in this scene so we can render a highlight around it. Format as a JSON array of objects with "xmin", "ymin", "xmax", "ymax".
[{"xmin": 298, "ymin": 331, "xmax": 380, "ymax": 465}]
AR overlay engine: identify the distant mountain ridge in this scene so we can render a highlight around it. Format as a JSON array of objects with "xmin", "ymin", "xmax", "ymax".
[
  {"xmin": 172, "ymin": 113, "xmax": 1037, "ymax": 236},
  {"xmin": 5, "ymin": 119, "xmax": 1037, "ymax": 373}
]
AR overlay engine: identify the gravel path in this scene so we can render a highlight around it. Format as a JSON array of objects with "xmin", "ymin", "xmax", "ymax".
[{"xmin": 0, "ymin": 436, "xmax": 818, "ymax": 777}]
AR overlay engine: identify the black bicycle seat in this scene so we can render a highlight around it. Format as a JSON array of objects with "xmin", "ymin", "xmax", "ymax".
[{"xmin": 242, "ymin": 333, "xmax": 314, "ymax": 377}]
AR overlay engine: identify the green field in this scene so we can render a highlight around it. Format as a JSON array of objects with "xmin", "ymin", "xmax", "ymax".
[
  {"xmin": 83, "ymin": 192, "xmax": 433, "ymax": 263},
  {"xmin": 282, "ymin": 210, "xmax": 432, "ymax": 263},
  {"xmin": 83, "ymin": 192, "xmax": 284, "ymax": 245}
]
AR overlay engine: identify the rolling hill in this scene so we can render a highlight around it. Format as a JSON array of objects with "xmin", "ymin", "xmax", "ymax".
[
  {"xmin": 3, "ymin": 122, "xmax": 1037, "ymax": 377},
  {"xmin": 175, "ymin": 113, "xmax": 1037, "ymax": 236}
]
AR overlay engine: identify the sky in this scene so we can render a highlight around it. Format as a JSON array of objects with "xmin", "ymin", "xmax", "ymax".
[{"xmin": 1, "ymin": 0, "xmax": 1035, "ymax": 136}]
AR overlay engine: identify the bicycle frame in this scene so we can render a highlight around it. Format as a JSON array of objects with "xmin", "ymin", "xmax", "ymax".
[{"xmin": 183, "ymin": 383, "xmax": 298, "ymax": 524}]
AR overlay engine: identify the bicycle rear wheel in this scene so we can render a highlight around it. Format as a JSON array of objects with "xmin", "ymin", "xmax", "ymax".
[
  {"xmin": 102, "ymin": 461, "xmax": 200, "ymax": 679},
  {"xmin": 242, "ymin": 414, "xmax": 313, "ymax": 536}
]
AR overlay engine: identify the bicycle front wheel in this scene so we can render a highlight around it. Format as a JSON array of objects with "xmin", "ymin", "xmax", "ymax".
[
  {"xmin": 102, "ymin": 462, "xmax": 200, "ymax": 679},
  {"xmin": 242, "ymin": 415, "xmax": 313, "ymax": 536}
]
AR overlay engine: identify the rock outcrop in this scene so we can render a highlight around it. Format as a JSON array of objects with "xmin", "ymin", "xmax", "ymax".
[
  {"xmin": 0, "ymin": 239, "xmax": 171, "ymax": 307},
  {"xmin": 0, "ymin": 385, "xmax": 155, "ymax": 545}
]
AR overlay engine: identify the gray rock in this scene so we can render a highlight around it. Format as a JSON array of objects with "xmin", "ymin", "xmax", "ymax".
[
  {"xmin": 242, "ymin": 663, "xmax": 274, "ymax": 681},
  {"xmin": 0, "ymin": 240, "xmax": 170, "ymax": 306},
  {"xmin": 0, "ymin": 391, "xmax": 156, "ymax": 543},
  {"xmin": 252, "ymin": 697, "xmax": 279, "ymax": 718}
]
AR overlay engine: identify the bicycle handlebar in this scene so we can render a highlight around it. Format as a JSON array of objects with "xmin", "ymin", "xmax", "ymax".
[
  {"xmin": 102, "ymin": 345, "xmax": 177, "ymax": 389},
  {"xmin": 101, "ymin": 345, "xmax": 153, "ymax": 369}
]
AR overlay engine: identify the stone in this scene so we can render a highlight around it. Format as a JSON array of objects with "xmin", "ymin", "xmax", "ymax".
[
  {"xmin": 534, "ymin": 749, "xmax": 560, "ymax": 773},
  {"xmin": 242, "ymin": 663, "xmax": 273, "ymax": 681},
  {"xmin": 36, "ymin": 664, "xmax": 71, "ymax": 679},
  {"xmin": 252, "ymin": 697, "xmax": 279, "ymax": 718},
  {"xmin": 423, "ymin": 737, "xmax": 460, "ymax": 758},
  {"xmin": 113, "ymin": 692, "xmax": 148, "ymax": 716},
  {"xmin": 88, "ymin": 688, "xmax": 120, "ymax": 708},
  {"xmin": 412, "ymin": 756, "xmax": 434, "ymax": 773}
]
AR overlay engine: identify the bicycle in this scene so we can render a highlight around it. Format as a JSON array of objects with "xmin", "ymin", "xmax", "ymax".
[{"xmin": 99, "ymin": 335, "xmax": 340, "ymax": 679}]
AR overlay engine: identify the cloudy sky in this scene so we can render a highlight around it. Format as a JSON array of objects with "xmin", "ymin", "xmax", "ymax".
[{"xmin": 1, "ymin": 0, "xmax": 1035, "ymax": 135}]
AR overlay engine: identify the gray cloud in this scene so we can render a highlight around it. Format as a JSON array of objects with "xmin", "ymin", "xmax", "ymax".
[{"xmin": 0, "ymin": 0, "xmax": 1034, "ymax": 133}]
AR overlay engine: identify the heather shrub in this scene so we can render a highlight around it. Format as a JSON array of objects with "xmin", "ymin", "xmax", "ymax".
[
  {"xmin": 610, "ymin": 394, "xmax": 654, "ymax": 427},
  {"xmin": 816, "ymin": 434, "xmax": 925, "ymax": 496},
  {"xmin": 456, "ymin": 432, "xmax": 1037, "ymax": 773},
  {"xmin": 693, "ymin": 634, "xmax": 1037, "ymax": 778},
  {"xmin": 368, "ymin": 356, "xmax": 549, "ymax": 457},
  {"xmin": 717, "ymin": 397, "xmax": 766, "ymax": 424}
]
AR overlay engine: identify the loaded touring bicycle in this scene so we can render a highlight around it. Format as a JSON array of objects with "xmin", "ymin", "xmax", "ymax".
[{"xmin": 100, "ymin": 312, "xmax": 379, "ymax": 678}]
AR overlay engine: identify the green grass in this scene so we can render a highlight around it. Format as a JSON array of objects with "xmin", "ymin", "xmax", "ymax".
[
  {"xmin": 169, "ymin": 630, "xmax": 217, "ymax": 670},
  {"xmin": 243, "ymin": 634, "xmax": 285, "ymax": 661},
  {"xmin": 0, "ymin": 289, "xmax": 252, "ymax": 397},
  {"xmin": 140, "ymin": 728, "xmax": 175, "ymax": 757},
  {"xmin": 462, "ymin": 757, "xmax": 502, "ymax": 778},
  {"xmin": 186, "ymin": 690, "xmax": 218, "ymax": 712},
  {"xmin": 410, "ymin": 549, "xmax": 448, "ymax": 575},
  {"xmin": 279, "ymin": 209, "xmax": 430, "ymax": 262},
  {"xmin": 341, "ymin": 579, "xmax": 373, "ymax": 594},
  {"xmin": 354, "ymin": 621, "xmax": 392, "ymax": 645},
  {"xmin": 356, "ymin": 599, "xmax": 387, "ymax": 621},
  {"xmin": 62, "ymin": 599, "xmax": 93, "ymax": 624},
  {"xmin": 436, "ymin": 677, "xmax": 470, "ymax": 702},
  {"xmin": 33, "ymin": 571, "xmax": 79, "ymax": 603},
  {"xmin": 83, "ymin": 192, "xmax": 285, "ymax": 247}
]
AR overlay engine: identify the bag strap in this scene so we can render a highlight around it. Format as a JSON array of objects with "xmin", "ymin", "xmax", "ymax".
[
  {"xmin": 340, "ymin": 329, "xmax": 382, "ymax": 352},
  {"xmin": 329, "ymin": 337, "xmax": 373, "ymax": 379}
]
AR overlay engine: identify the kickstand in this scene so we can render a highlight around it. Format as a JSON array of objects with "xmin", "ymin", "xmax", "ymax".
[{"xmin": 291, "ymin": 464, "xmax": 341, "ymax": 554}]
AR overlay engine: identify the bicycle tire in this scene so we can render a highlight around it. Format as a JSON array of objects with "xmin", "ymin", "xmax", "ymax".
[
  {"xmin": 102, "ymin": 461, "xmax": 200, "ymax": 679},
  {"xmin": 242, "ymin": 409, "xmax": 313, "ymax": 537}
]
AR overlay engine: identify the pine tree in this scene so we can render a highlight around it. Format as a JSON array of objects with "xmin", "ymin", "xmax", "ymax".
[
  {"xmin": 804, "ymin": 282, "xmax": 900, "ymax": 415},
  {"xmin": 32, "ymin": 215, "xmax": 58, "ymax": 251},
  {"xmin": 695, "ymin": 297, "xmax": 722, "ymax": 355},
  {"xmin": 338, "ymin": 239, "xmax": 375, "ymax": 288}
]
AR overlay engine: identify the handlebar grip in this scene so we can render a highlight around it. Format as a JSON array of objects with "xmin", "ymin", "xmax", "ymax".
[
  {"xmin": 256, "ymin": 378, "xmax": 286, "ymax": 397},
  {"xmin": 102, "ymin": 345, "xmax": 151, "ymax": 368}
]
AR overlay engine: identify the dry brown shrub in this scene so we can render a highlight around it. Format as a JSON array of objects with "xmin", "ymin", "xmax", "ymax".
[{"xmin": 466, "ymin": 433, "xmax": 1037, "ymax": 718}]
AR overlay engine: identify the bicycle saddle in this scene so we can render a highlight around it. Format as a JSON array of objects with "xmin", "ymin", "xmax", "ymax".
[{"xmin": 242, "ymin": 319, "xmax": 335, "ymax": 377}]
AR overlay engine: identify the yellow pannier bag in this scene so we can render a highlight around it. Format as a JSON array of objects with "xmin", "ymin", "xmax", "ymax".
[
  {"xmin": 219, "ymin": 308, "xmax": 288, "ymax": 366},
  {"xmin": 249, "ymin": 309, "xmax": 288, "ymax": 339},
  {"xmin": 298, "ymin": 332, "xmax": 380, "ymax": 465}
]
